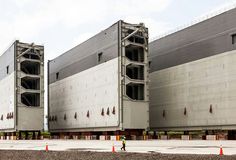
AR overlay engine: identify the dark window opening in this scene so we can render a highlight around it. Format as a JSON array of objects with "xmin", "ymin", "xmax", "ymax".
[
  {"xmin": 128, "ymin": 36, "xmax": 145, "ymax": 44},
  {"xmin": 6, "ymin": 66, "xmax": 9, "ymax": 74},
  {"xmin": 125, "ymin": 45, "xmax": 144, "ymax": 62},
  {"xmin": 21, "ymin": 93, "xmax": 40, "ymax": 107},
  {"xmin": 30, "ymin": 49, "xmax": 37, "ymax": 54},
  {"xmin": 232, "ymin": 34, "xmax": 236, "ymax": 44},
  {"xmin": 23, "ymin": 53, "xmax": 40, "ymax": 60},
  {"xmin": 126, "ymin": 83, "xmax": 144, "ymax": 100},
  {"xmin": 21, "ymin": 77, "xmax": 40, "ymax": 90},
  {"xmin": 126, "ymin": 64, "xmax": 144, "ymax": 80},
  {"xmin": 21, "ymin": 48, "xmax": 28, "ymax": 53},
  {"xmin": 127, "ymin": 29, "xmax": 134, "ymax": 34},
  {"xmin": 149, "ymin": 61, "xmax": 151, "ymax": 68},
  {"xmin": 20, "ymin": 61, "xmax": 40, "ymax": 75},
  {"xmin": 56, "ymin": 72, "xmax": 59, "ymax": 80},
  {"xmin": 98, "ymin": 52, "xmax": 103, "ymax": 62}
]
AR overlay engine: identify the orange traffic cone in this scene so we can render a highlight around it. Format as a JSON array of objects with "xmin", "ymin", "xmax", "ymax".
[
  {"xmin": 46, "ymin": 143, "xmax": 49, "ymax": 152},
  {"xmin": 219, "ymin": 145, "xmax": 223, "ymax": 156},
  {"xmin": 112, "ymin": 143, "xmax": 116, "ymax": 153}
]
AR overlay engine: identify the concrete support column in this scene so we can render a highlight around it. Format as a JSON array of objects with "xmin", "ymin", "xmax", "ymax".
[
  {"xmin": 19, "ymin": 131, "xmax": 22, "ymax": 140},
  {"xmin": 153, "ymin": 131, "xmax": 158, "ymax": 139},
  {"xmin": 184, "ymin": 131, "xmax": 189, "ymax": 135},
  {"xmin": 3, "ymin": 133, "xmax": 6, "ymax": 140},
  {"xmin": 32, "ymin": 132, "xmax": 36, "ymax": 140},
  {"xmin": 25, "ymin": 132, "xmax": 29, "ymax": 140},
  {"xmin": 38, "ymin": 131, "xmax": 41, "ymax": 140}
]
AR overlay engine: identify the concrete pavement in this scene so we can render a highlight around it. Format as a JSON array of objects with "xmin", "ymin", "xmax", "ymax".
[{"xmin": 0, "ymin": 140, "xmax": 236, "ymax": 155}]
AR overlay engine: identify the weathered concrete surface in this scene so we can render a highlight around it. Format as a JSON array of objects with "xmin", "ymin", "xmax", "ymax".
[{"xmin": 150, "ymin": 50, "xmax": 236, "ymax": 131}]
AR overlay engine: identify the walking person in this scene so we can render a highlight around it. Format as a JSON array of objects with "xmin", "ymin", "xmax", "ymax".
[{"xmin": 120, "ymin": 136, "xmax": 126, "ymax": 151}]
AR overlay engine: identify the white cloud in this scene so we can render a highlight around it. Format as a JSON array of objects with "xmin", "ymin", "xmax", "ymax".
[
  {"xmin": 0, "ymin": 0, "xmax": 171, "ymax": 54},
  {"xmin": 114, "ymin": 0, "xmax": 171, "ymax": 15}
]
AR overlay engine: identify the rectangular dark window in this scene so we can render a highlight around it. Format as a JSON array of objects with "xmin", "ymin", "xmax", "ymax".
[
  {"xmin": 232, "ymin": 34, "xmax": 236, "ymax": 44},
  {"xmin": 56, "ymin": 72, "xmax": 59, "ymax": 80},
  {"xmin": 98, "ymin": 52, "xmax": 103, "ymax": 62},
  {"xmin": 6, "ymin": 66, "xmax": 9, "ymax": 74},
  {"xmin": 149, "ymin": 61, "xmax": 152, "ymax": 68}
]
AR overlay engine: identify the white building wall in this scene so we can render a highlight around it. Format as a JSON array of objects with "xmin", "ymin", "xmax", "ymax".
[
  {"xmin": 17, "ymin": 107, "xmax": 44, "ymax": 131},
  {"xmin": 49, "ymin": 58, "xmax": 119, "ymax": 130},
  {"xmin": 150, "ymin": 50, "xmax": 236, "ymax": 130},
  {"xmin": 0, "ymin": 72, "xmax": 15, "ymax": 130},
  {"xmin": 123, "ymin": 101, "xmax": 149, "ymax": 129}
]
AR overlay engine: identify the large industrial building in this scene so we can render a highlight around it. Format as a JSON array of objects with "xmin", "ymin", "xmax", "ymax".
[
  {"xmin": 0, "ymin": 41, "xmax": 44, "ymax": 139},
  {"xmin": 48, "ymin": 21, "xmax": 149, "ymax": 137},
  {"xmin": 0, "ymin": 6, "xmax": 234, "ymax": 140},
  {"xmin": 149, "ymin": 7, "xmax": 236, "ymax": 138}
]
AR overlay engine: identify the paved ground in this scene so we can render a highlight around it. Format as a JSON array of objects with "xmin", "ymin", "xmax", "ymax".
[
  {"xmin": 0, "ymin": 140, "xmax": 236, "ymax": 155},
  {"xmin": 1, "ymin": 150, "xmax": 236, "ymax": 160}
]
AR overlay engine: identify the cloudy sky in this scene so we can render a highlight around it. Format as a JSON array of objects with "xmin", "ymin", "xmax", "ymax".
[{"xmin": 1, "ymin": 0, "xmax": 236, "ymax": 60}]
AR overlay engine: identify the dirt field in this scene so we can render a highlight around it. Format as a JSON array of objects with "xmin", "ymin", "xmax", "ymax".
[{"xmin": 0, "ymin": 150, "xmax": 236, "ymax": 160}]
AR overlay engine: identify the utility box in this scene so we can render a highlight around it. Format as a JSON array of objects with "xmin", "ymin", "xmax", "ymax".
[
  {"xmin": 48, "ymin": 20, "xmax": 149, "ymax": 133},
  {"xmin": 0, "ymin": 41, "xmax": 44, "ymax": 132}
]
